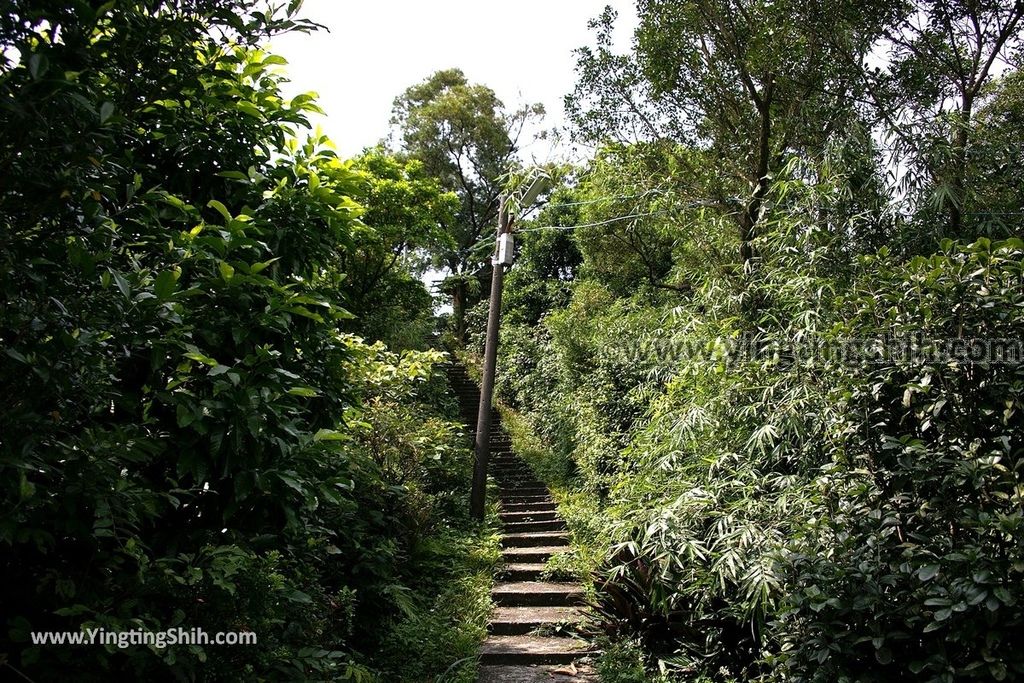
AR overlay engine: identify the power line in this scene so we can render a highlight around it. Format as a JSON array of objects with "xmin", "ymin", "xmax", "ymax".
[
  {"xmin": 514, "ymin": 196, "xmax": 1024, "ymax": 236},
  {"xmin": 536, "ymin": 190, "xmax": 663, "ymax": 210},
  {"xmin": 517, "ymin": 210, "xmax": 669, "ymax": 233},
  {"xmin": 517, "ymin": 198, "xmax": 729, "ymax": 233}
]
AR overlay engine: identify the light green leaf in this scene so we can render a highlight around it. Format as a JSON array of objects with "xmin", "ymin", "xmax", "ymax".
[
  {"xmin": 185, "ymin": 352, "xmax": 218, "ymax": 366},
  {"xmin": 207, "ymin": 200, "xmax": 232, "ymax": 223}
]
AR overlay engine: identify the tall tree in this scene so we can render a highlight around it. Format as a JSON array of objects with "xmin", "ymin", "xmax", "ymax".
[
  {"xmin": 870, "ymin": 0, "xmax": 1024, "ymax": 240},
  {"xmin": 390, "ymin": 68, "xmax": 542, "ymax": 342},
  {"xmin": 566, "ymin": 1, "xmax": 896, "ymax": 266},
  {"xmin": 342, "ymin": 148, "xmax": 459, "ymax": 348}
]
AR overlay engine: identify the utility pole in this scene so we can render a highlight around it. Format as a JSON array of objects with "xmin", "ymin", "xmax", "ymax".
[
  {"xmin": 470, "ymin": 196, "xmax": 509, "ymax": 521},
  {"xmin": 469, "ymin": 176, "xmax": 549, "ymax": 522}
]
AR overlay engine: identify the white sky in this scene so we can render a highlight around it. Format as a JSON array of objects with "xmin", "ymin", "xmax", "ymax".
[{"xmin": 270, "ymin": 0, "xmax": 638, "ymax": 160}]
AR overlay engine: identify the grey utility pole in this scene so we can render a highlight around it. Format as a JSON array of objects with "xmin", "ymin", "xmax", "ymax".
[
  {"xmin": 470, "ymin": 177, "xmax": 548, "ymax": 522},
  {"xmin": 470, "ymin": 197, "xmax": 509, "ymax": 521}
]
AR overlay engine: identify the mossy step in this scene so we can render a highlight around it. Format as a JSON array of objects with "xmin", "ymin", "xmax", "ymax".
[
  {"xmin": 498, "ymin": 487, "xmax": 549, "ymax": 497},
  {"xmin": 503, "ymin": 519, "xmax": 566, "ymax": 534},
  {"xmin": 478, "ymin": 635, "xmax": 595, "ymax": 665},
  {"xmin": 500, "ymin": 495, "xmax": 554, "ymax": 506},
  {"xmin": 501, "ymin": 531, "xmax": 569, "ymax": 548},
  {"xmin": 491, "ymin": 581, "xmax": 585, "ymax": 607},
  {"xmin": 500, "ymin": 500, "xmax": 557, "ymax": 511},
  {"xmin": 495, "ymin": 481, "xmax": 547, "ymax": 490},
  {"xmin": 500, "ymin": 510, "xmax": 558, "ymax": 523},
  {"xmin": 476, "ymin": 663, "xmax": 597, "ymax": 682},
  {"xmin": 497, "ymin": 562, "xmax": 547, "ymax": 582},
  {"xmin": 488, "ymin": 606, "xmax": 584, "ymax": 635},
  {"xmin": 501, "ymin": 545, "xmax": 568, "ymax": 563}
]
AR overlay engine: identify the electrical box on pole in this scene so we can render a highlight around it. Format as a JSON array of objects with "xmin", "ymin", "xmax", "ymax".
[{"xmin": 496, "ymin": 233, "xmax": 514, "ymax": 266}]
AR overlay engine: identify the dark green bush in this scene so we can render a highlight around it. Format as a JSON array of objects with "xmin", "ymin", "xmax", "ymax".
[
  {"xmin": 0, "ymin": 4, "xmax": 483, "ymax": 679},
  {"xmin": 778, "ymin": 238, "xmax": 1024, "ymax": 681}
]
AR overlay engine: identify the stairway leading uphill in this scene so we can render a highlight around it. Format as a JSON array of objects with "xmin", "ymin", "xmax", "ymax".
[{"xmin": 446, "ymin": 362, "xmax": 597, "ymax": 682}]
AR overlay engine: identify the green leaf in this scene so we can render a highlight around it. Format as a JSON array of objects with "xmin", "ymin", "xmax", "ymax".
[
  {"xmin": 918, "ymin": 565, "xmax": 940, "ymax": 581},
  {"xmin": 5, "ymin": 348, "xmax": 28, "ymax": 364},
  {"xmin": 236, "ymin": 101, "xmax": 263, "ymax": 119},
  {"xmin": 154, "ymin": 269, "xmax": 180, "ymax": 299},
  {"xmin": 185, "ymin": 352, "xmax": 218, "ymax": 366},
  {"xmin": 176, "ymin": 403, "xmax": 196, "ymax": 428},
  {"xmin": 109, "ymin": 269, "xmax": 131, "ymax": 300},
  {"xmin": 99, "ymin": 101, "xmax": 115, "ymax": 124},
  {"xmin": 219, "ymin": 261, "xmax": 235, "ymax": 282},
  {"xmin": 207, "ymin": 200, "xmax": 232, "ymax": 223},
  {"xmin": 250, "ymin": 258, "xmax": 280, "ymax": 274},
  {"xmin": 28, "ymin": 53, "xmax": 48, "ymax": 80},
  {"xmin": 287, "ymin": 387, "xmax": 319, "ymax": 397},
  {"xmin": 277, "ymin": 472, "xmax": 306, "ymax": 495}
]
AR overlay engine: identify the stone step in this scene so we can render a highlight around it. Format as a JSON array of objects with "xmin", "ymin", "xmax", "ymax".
[
  {"xmin": 499, "ymin": 487, "xmax": 549, "ymax": 497},
  {"xmin": 476, "ymin": 664, "xmax": 598, "ymax": 682},
  {"xmin": 501, "ymin": 507, "xmax": 558, "ymax": 518},
  {"xmin": 504, "ymin": 519, "xmax": 567, "ymax": 534},
  {"xmin": 501, "ymin": 499, "xmax": 556, "ymax": 509},
  {"xmin": 501, "ymin": 531, "xmax": 569, "ymax": 548},
  {"xmin": 500, "ymin": 510, "xmax": 558, "ymax": 523},
  {"xmin": 488, "ymin": 606, "xmax": 584, "ymax": 635},
  {"xmin": 498, "ymin": 562, "xmax": 548, "ymax": 582},
  {"xmin": 494, "ymin": 475, "xmax": 543, "ymax": 483},
  {"xmin": 478, "ymin": 635, "xmax": 595, "ymax": 666},
  {"xmin": 495, "ymin": 480, "xmax": 547, "ymax": 490},
  {"xmin": 501, "ymin": 495, "xmax": 554, "ymax": 506},
  {"xmin": 492, "ymin": 582, "xmax": 585, "ymax": 607},
  {"xmin": 501, "ymin": 545, "xmax": 567, "ymax": 563}
]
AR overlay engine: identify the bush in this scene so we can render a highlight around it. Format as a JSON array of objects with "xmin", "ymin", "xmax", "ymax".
[
  {"xmin": 493, "ymin": 164, "xmax": 1024, "ymax": 681},
  {"xmin": 777, "ymin": 238, "xmax": 1024, "ymax": 681},
  {"xmin": 0, "ymin": 4, "xmax": 486, "ymax": 679}
]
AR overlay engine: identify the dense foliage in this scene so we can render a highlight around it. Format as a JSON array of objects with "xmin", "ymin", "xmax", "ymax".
[
  {"xmin": 483, "ymin": 1, "xmax": 1024, "ymax": 681},
  {"xmin": 4, "ymin": 0, "xmax": 1024, "ymax": 681},
  {"xmin": 1, "ymin": 3, "xmax": 489, "ymax": 680}
]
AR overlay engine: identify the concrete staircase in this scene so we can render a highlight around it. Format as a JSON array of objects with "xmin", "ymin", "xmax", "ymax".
[{"xmin": 446, "ymin": 362, "xmax": 597, "ymax": 682}]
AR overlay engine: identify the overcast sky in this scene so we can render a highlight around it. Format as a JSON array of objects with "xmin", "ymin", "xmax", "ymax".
[{"xmin": 270, "ymin": 0, "xmax": 638, "ymax": 160}]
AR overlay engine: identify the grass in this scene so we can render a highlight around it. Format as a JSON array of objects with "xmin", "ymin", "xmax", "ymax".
[
  {"xmin": 375, "ymin": 509, "xmax": 502, "ymax": 683},
  {"xmin": 497, "ymin": 405, "xmax": 607, "ymax": 592},
  {"xmin": 373, "ymin": 360, "xmax": 504, "ymax": 682}
]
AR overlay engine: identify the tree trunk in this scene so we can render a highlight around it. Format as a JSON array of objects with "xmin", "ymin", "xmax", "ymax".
[
  {"xmin": 948, "ymin": 92, "xmax": 973, "ymax": 238},
  {"xmin": 452, "ymin": 282, "xmax": 466, "ymax": 345},
  {"xmin": 740, "ymin": 87, "xmax": 774, "ymax": 266}
]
